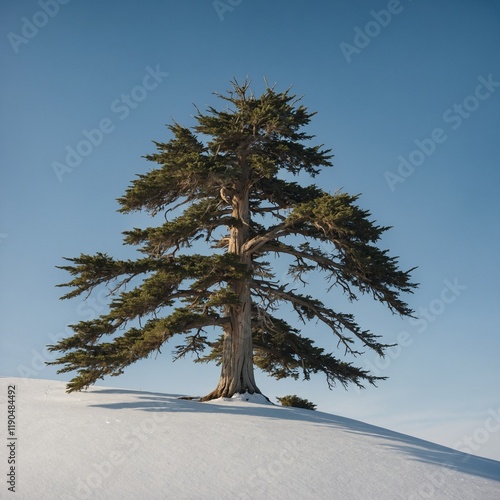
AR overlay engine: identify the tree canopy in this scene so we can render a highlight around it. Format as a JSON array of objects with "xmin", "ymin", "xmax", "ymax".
[{"xmin": 48, "ymin": 79, "xmax": 417, "ymax": 400}]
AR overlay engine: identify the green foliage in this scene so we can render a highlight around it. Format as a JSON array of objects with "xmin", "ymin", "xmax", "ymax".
[
  {"xmin": 277, "ymin": 395, "xmax": 317, "ymax": 411},
  {"xmin": 48, "ymin": 78, "xmax": 417, "ymax": 393}
]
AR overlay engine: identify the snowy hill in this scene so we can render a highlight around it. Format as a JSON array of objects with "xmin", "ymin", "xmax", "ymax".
[{"xmin": 1, "ymin": 378, "xmax": 499, "ymax": 499}]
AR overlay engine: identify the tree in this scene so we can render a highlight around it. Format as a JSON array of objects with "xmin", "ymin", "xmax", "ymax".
[{"xmin": 47, "ymin": 79, "xmax": 417, "ymax": 401}]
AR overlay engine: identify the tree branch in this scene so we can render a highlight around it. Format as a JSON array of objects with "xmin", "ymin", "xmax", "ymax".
[
  {"xmin": 242, "ymin": 218, "xmax": 303, "ymax": 255},
  {"xmin": 251, "ymin": 280, "xmax": 390, "ymax": 356}
]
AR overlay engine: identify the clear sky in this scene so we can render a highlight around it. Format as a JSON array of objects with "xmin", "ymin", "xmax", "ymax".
[{"xmin": 1, "ymin": 0, "xmax": 499, "ymax": 460}]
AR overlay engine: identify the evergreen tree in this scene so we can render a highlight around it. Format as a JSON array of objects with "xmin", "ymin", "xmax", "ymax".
[
  {"xmin": 48, "ymin": 79, "xmax": 417, "ymax": 400},
  {"xmin": 277, "ymin": 395, "xmax": 317, "ymax": 411}
]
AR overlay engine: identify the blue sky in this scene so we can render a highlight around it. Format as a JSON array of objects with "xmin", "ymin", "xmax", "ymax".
[{"xmin": 1, "ymin": 0, "xmax": 499, "ymax": 460}]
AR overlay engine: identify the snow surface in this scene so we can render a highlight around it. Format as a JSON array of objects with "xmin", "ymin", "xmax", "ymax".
[{"xmin": 1, "ymin": 377, "xmax": 499, "ymax": 499}]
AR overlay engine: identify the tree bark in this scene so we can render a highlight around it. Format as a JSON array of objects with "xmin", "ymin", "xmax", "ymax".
[{"xmin": 201, "ymin": 170, "xmax": 261, "ymax": 401}]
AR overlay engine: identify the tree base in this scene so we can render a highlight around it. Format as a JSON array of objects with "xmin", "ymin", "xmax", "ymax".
[{"xmin": 200, "ymin": 387, "xmax": 272, "ymax": 403}]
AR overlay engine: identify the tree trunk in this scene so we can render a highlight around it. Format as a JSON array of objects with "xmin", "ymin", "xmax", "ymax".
[
  {"xmin": 201, "ymin": 173, "xmax": 261, "ymax": 401},
  {"xmin": 200, "ymin": 283, "xmax": 258, "ymax": 401}
]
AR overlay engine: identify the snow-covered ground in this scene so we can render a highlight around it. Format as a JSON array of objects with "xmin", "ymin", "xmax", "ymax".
[{"xmin": 1, "ymin": 377, "xmax": 499, "ymax": 499}]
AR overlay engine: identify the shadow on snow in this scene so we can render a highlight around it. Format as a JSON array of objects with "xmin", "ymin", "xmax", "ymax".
[{"xmin": 88, "ymin": 387, "xmax": 500, "ymax": 483}]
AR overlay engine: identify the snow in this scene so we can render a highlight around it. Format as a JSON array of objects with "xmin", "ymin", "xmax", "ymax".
[
  {"xmin": 1, "ymin": 377, "xmax": 499, "ymax": 499},
  {"xmin": 212, "ymin": 391, "xmax": 272, "ymax": 405}
]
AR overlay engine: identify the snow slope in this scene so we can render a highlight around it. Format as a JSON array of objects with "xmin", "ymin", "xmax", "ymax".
[{"xmin": 1, "ymin": 378, "xmax": 499, "ymax": 499}]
